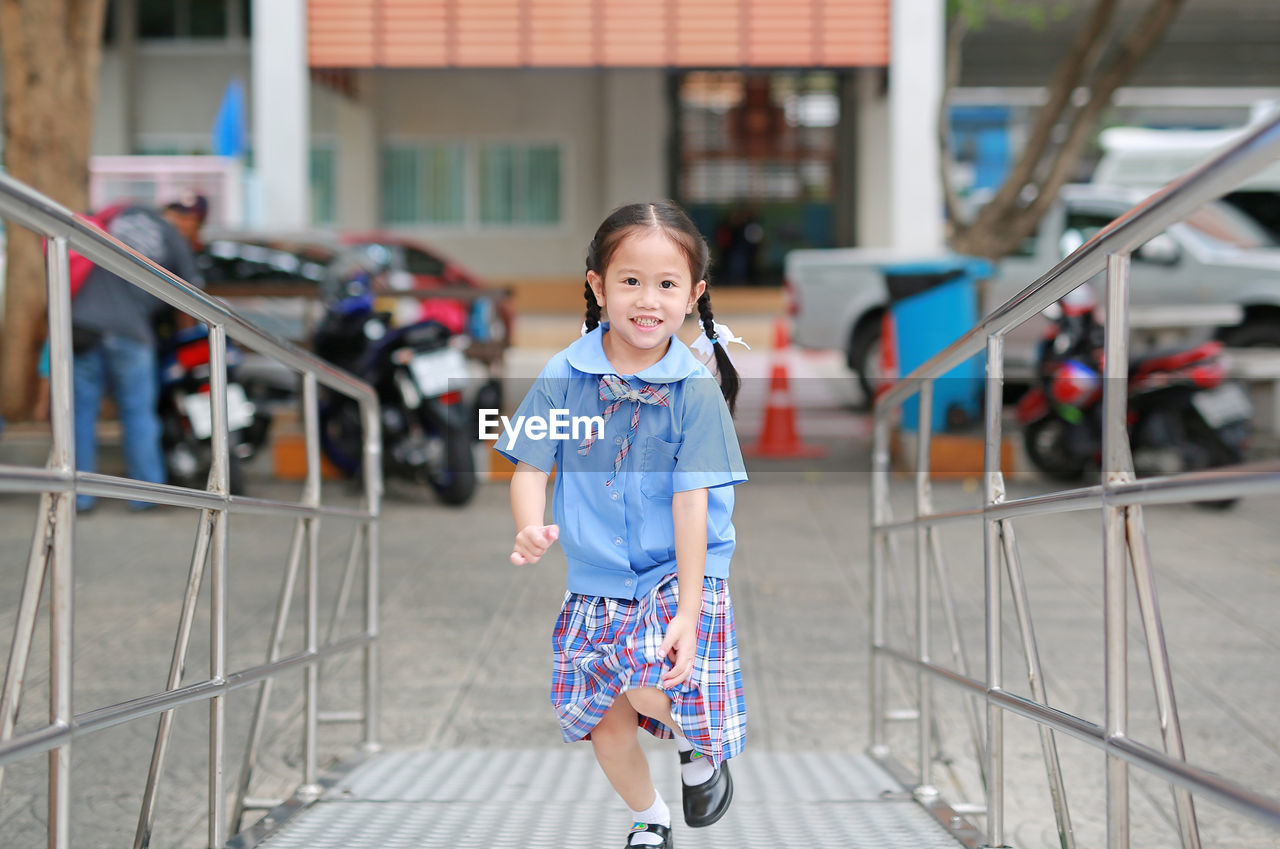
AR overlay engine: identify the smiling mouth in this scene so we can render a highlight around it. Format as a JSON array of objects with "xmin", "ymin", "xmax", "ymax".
[{"xmin": 632, "ymin": 317, "xmax": 662, "ymax": 327}]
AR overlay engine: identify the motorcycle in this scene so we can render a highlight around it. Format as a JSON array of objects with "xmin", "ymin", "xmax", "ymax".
[
  {"xmin": 312, "ymin": 268, "xmax": 478, "ymax": 506},
  {"xmin": 158, "ymin": 324, "xmax": 270, "ymax": 495},
  {"xmin": 1016, "ymin": 284, "xmax": 1253, "ymax": 508}
]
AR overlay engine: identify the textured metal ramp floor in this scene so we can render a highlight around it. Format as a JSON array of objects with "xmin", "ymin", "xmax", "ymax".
[{"xmin": 240, "ymin": 749, "xmax": 967, "ymax": 849}]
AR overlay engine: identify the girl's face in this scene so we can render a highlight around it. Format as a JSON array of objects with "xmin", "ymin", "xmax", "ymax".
[{"xmin": 587, "ymin": 229, "xmax": 707, "ymax": 373}]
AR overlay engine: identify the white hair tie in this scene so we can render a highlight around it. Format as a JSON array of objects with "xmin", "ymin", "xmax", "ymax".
[{"xmin": 690, "ymin": 321, "xmax": 750, "ymax": 363}]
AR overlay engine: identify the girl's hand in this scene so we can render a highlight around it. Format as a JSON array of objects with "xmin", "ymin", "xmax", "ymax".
[
  {"xmin": 510, "ymin": 524, "xmax": 559, "ymax": 565},
  {"xmin": 659, "ymin": 611, "xmax": 699, "ymax": 689}
]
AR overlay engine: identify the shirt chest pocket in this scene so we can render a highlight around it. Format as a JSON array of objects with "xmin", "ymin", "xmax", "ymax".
[
  {"xmin": 638, "ymin": 437, "xmax": 680, "ymax": 561},
  {"xmin": 640, "ymin": 436, "xmax": 680, "ymax": 500}
]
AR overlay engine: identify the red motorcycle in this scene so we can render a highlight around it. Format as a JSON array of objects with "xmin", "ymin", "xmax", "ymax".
[{"xmin": 1016, "ymin": 285, "xmax": 1252, "ymax": 507}]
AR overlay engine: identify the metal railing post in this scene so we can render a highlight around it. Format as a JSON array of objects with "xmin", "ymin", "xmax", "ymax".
[
  {"xmin": 870, "ymin": 414, "xmax": 891, "ymax": 755},
  {"xmin": 915, "ymin": 381, "xmax": 936, "ymax": 796},
  {"xmin": 361, "ymin": 397, "xmax": 383, "ymax": 749},
  {"xmin": 1103, "ymin": 254, "xmax": 1133, "ymax": 849},
  {"xmin": 999, "ymin": 523, "xmax": 1075, "ymax": 849},
  {"xmin": 983, "ymin": 334, "xmax": 1007, "ymax": 848},
  {"xmin": 302, "ymin": 374, "xmax": 322, "ymax": 791},
  {"xmin": 1124, "ymin": 510, "xmax": 1201, "ymax": 849},
  {"xmin": 207, "ymin": 323, "xmax": 230, "ymax": 848},
  {"xmin": 45, "ymin": 235, "xmax": 76, "ymax": 849},
  {"xmin": 135, "ymin": 513, "xmax": 215, "ymax": 848}
]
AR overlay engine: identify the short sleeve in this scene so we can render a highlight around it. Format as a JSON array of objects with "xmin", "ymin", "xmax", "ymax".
[
  {"xmin": 672, "ymin": 375, "xmax": 748, "ymax": 492},
  {"xmin": 494, "ymin": 358, "xmax": 568, "ymax": 474}
]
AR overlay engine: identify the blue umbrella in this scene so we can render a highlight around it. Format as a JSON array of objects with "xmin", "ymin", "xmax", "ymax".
[{"xmin": 212, "ymin": 78, "xmax": 246, "ymax": 158}]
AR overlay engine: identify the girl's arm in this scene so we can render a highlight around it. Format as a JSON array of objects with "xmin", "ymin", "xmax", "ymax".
[
  {"xmin": 509, "ymin": 461, "xmax": 559, "ymax": 565},
  {"xmin": 660, "ymin": 487, "xmax": 709, "ymax": 688}
]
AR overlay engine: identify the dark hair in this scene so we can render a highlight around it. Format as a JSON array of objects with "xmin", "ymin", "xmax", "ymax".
[{"xmin": 583, "ymin": 200, "xmax": 740, "ymax": 415}]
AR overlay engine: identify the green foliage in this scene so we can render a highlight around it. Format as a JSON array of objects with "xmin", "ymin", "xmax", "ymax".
[{"xmin": 948, "ymin": 0, "xmax": 1076, "ymax": 30}]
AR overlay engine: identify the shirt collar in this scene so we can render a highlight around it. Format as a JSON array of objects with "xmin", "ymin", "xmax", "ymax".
[{"xmin": 566, "ymin": 322, "xmax": 702, "ymax": 383}]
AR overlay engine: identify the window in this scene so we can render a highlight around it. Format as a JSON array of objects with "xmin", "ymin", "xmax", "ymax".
[
  {"xmin": 311, "ymin": 145, "xmax": 336, "ymax": 226},
  {"xmin": 678, "ymin": 71, "xmax": 838, "ymax": 204},
  {"xmin": 479, "ymin": 144, "xmax": 561, "ymax": 226},
  {"xmin": 675, "ymin": 71, "xmax": 839, "ymax": 285},
  {"xmin": 404, "ymin": 248, "xmax": 446, "ymax": 277},
  {"xmin": 135, "ymin": 0, "xmax": 248, "ymax": 39},
  {"xmin": 380, "ymin": 141, "xmax": 562, "ymax": 228},
  {"xmin": 381, "ymin": 144, "xmax": 467, "ymax": 225}
]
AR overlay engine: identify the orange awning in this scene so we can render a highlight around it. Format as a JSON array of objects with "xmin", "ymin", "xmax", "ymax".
[{"xmin": 308, "ymin": 0, "xmax": 888, "ymax": 69}]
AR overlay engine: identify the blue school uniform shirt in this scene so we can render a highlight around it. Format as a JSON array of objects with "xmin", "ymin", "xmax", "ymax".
[{"xmin": 497, "ymin": 324, "xmax": 747, "ymax": 600}]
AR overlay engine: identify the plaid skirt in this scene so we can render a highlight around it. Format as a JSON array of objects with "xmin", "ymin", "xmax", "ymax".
[{"xmin": 550, "ymin": 573, "xmax": 747, "ymax": 767}]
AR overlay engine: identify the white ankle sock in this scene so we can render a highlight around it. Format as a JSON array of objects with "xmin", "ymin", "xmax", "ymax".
[
  {"xmin": 675, "ymin": 735, "xmax": 714, "ymax": 785},
  {"xmin": 628, "ymin": 790, "xmax": 671, "ymax": 846}
]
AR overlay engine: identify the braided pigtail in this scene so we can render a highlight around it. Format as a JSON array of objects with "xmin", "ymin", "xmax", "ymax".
[
  {"xmin": 583, "ymin": 278, "xmax": 602, "ymax": 332},
  {"xmin": 697, "ymin": 292, "xmax": 740, "ymax": 416}
]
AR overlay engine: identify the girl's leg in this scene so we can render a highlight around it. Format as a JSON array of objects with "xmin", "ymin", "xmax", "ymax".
[
  {"xmin": 593, "ymin": 696, "xmax": 673, "ymax": 846},
  {"xmin": 590, "ymin": 693, "xmax": 656, "ymax": 810},
  {"xmin": 626, "ymin": 687, "xmax": 714, "ymax": 784},
  {"xmin": 623, "ymin": 687, "xmax": 676, "ymax": 731}
]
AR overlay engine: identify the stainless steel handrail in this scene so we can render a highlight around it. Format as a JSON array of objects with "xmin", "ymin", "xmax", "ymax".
[
  {"xmin": 870, "ymin": 110, "xmax": 1280, "ymax": 849},
  {"xmin": 0, "ymin": 173, "xmax": 383, "ymax": 849}
]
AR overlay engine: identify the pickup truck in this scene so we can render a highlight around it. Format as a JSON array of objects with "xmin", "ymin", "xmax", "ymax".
[{"xmin": 785, "ymin": 184, "xmax": 1280, "ymax": 397}]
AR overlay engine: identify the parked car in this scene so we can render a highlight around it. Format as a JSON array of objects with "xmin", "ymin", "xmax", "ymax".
[{"xmin": 785, "ymin": 184, "xmax": 1280, "ymax": 398}]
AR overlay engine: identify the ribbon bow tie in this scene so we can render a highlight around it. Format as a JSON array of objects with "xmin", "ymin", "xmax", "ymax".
[{"xmin": 578, "ymin": 375, "xmax": 671, "ymax": 486}]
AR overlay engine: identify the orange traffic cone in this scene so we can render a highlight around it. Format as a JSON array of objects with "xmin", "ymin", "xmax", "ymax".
[{"xmin": 744, "ymin": 319, "xmax": 827, "ymax": 459}]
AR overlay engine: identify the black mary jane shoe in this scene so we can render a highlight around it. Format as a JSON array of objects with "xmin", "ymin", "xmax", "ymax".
[
  {"xmin": 625, "ymin": 822, "xmax": 673, "ymax": 847},
  {"xmin": 680, "ymin": 752, "xmax": 733, "ymax": 828}
]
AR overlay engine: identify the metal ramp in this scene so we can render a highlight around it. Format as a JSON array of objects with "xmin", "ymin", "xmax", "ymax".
[{"xmin": 232, "ymin": 749, "xmax": 970, "ymax": 849}]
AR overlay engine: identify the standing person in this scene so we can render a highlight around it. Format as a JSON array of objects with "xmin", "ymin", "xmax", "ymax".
[
  {"xmin": 71, "ymin": 202, "xmax": 202, "ymax": 512},
  {"xmin": 499, "ymin": 201, "xmax": 748, "ymax": 848},
  {"xmin": 162, "ymin": 191, "xmax": 209, "ymax": 254}
]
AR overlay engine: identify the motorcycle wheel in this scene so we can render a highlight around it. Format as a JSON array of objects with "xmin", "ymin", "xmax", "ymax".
[
  {"xmin": 1023, "ymin": 417, "xmax": 1088, "ymax": 482},
  {"xmin": 1182, "ymin": 411, "xmax": 1243, "ymax": 511},
  {"xmin": 318, "ymin": 397, "xmax": 365, "ymax": 477},
  {"xmin": 426, "ymin": 425, "xmax": 478, "ymax": 506}
]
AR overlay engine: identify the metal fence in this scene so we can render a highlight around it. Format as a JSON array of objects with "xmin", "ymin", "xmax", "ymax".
[
  {"xmin": 870, "ymin": 112, "xmax": 1280, "ymax": 849},
  {"xmin": 0, "ymin": 173, "xmax": 383, "ymax": 848}
]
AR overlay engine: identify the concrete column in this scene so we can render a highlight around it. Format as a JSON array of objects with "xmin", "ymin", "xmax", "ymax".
[
  {"xmin": 116, "ymin": 0, "xmax": 138, "ymax": 153},
  {"xmin": 336, "ymin": 72, "xmax": 379, "ymax": 229},
  {"xmin": 855, "ymin": 68, "xmax": 891, "ymax": 247},
  {"xmin": 889, "ymin": 0, "xmax": 945, "ymax": 253},
  {"xmin": 600, "ymin": 70, "xmax": 668, "ymax": 212},
  {"xmin": 251, "ymin": 0, "xmax": 310, "ymax": 229}
]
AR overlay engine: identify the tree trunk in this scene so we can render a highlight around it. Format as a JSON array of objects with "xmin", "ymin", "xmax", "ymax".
[
  {"xmin": 949, "ymin": 0, "xmax": 1187, "ymax": 260},
  {"xmin": 0, "ymin": 0, "xmax": 108, "ymax": 422}
]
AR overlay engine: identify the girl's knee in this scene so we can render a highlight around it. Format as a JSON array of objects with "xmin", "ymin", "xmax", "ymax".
[
  {"xmin": 590, "ymin": 720, "xmax": 635, "ymax": 753},
  {"xmin": 590, "ymin": 697, "xmax": 639, "ymax": 750},
  {"xmin": 624, "ymin": 687, "xmax": 673, "ymax": 725}
]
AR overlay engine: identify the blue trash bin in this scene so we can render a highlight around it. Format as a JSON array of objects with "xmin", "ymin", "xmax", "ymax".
[{"xmin": 882, "ymin": 256, "xmax": 993, "ymax": 433}]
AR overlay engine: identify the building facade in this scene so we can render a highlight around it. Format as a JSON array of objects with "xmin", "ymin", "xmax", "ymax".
[{"xmin": 4, "ymin": 0, "xmax": 1274, "ymax": 284}]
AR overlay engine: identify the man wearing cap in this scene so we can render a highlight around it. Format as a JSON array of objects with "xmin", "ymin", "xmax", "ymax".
[
  {"xmin": 162, "ymin": 191, "xmax": 209, "ymax": 254},
  {"xmin": 70, "ymin": 200, "xmax": 203, "ymax": 512}
]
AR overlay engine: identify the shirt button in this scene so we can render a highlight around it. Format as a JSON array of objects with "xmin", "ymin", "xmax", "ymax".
[
  {"xmin": 613, "ymin": 537, "xmax": 623, "ymax": 546},
  {"xmin": 614, "ymin": 436, "xmax": 623, "ymax": 445},
  {"xmin": 625, "ymin": 578, "xmax": 634, "ymax": 587},
  {"xmin": 611, "ymin": 492, "xmax": 620, "ymax": 501}
]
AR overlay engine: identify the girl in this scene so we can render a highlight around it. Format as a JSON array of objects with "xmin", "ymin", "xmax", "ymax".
[{"xmin": 499, "ymin": 201, "xmax": 748, "ymax": 848}]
